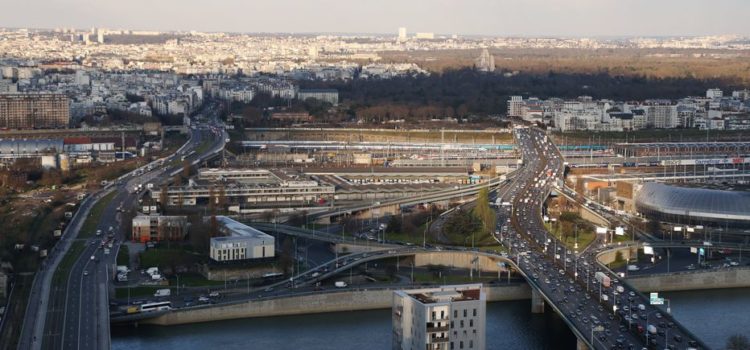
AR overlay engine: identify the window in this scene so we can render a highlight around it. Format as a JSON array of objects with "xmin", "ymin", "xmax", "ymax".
[
  {"xmin": 473, "ymin": 308, "xmax": 477, "ymax": 317},
  {"xmin": 460, "ymin": 320, "xmax": 464, "ymax": 328},
  {"xmin": 460, "ymin": 341, "xmax": 464, "ymax": 349},
  {"xmin": 451, "ymin": 342, "xmax": 454, "ymax": 350},
  {"xmin": 469, "ymin": 320, "xmax": 473, "ymax": 327},
  {"xmin": 450, "ymin": 321, "xmax": 454, "ymax": 329},
  {"xmin": 441, "ymin": 310, "xmax": 445, "ymax": 319},
  {"xmin": 432, "ymin": 311, "xmax": 436, "ymax": 320},
  {"xmin": 470, "ymin": 340, "xmax": 473, "ymax": 348},
  {"xmin": 463, "ymin": 309, "xmax": 467, "ymax": 318},
  {"xmin": 454, "ymin": 310, "xmax": 457, "ymax": 318}
]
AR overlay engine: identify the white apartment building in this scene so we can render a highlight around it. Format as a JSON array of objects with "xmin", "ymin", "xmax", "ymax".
[
  {"xmin": 645, "ymin": 102, "xmax": 678, "ymax": 129},
  {"xmin": 706, "ymin": 88, "xmax": 723, "ymax": 99},
  {"xmin": 393, "ymin": 284, "xmax": 486, "ymax": 350},
  {"xmin": 506, "ymin": 96, "xmax": 523, "ymax": 117},
  {"xmin": 297, "ymin": 89, "xmax": 339, "ymax": 105},
  {"xmin": 209, "ymin": 216, "xmax": 275, "ymax": 262}
]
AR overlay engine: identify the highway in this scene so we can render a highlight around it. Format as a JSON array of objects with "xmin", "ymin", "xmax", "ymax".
[
  {"xmin": 505, "ymin": 127, "xmax": 706, "ymax": 350},
  {"xmin": 18, "ymin": 102, "xmax": 227, "ymax": 350}
]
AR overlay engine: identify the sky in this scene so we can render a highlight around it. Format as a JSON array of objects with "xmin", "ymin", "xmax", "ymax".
[{"xmin": 3, "ymin": 0, "xmax": 750, "ymax": 37}]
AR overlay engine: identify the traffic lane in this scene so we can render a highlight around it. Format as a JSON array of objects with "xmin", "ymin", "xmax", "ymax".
[{"xmin": 516, "ymin": 133, "xmax": 696, "ymax": 348}]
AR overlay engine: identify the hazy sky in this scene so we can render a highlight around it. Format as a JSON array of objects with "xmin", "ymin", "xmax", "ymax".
[{"xmin": 4, "ymin": 0, "xmax": 750, "ymax": 37}]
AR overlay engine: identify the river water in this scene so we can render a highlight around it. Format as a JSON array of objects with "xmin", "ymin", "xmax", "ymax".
[{"xmin": 112, "ymin": 288, "xmax": 749, "ymax": 349}]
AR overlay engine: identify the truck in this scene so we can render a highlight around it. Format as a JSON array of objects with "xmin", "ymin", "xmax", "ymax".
[
  {"xmin": 334, "ymin": 281, "xmax": 348, "ymax": 288},
  {"xmin": 154, "ymin": 289, "xmax": 171, "ymax": 297},
  {"xmin": 594, "ymin": 272, "xmax": 611, "ymax": 288}
]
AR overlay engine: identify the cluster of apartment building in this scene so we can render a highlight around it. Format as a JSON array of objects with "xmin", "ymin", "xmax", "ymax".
[
  {"xmin": 202, "ymin": 77, "xmax": 338, "ymax": 105},
  {"xmin": 508, "ymin": 89, "xmax": 750, "ymax": 131}
]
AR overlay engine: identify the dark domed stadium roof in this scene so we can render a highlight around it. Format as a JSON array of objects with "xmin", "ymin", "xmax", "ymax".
[{"xmin": 635, "ymin": 182, "xmax": 750, "ymax": 223}]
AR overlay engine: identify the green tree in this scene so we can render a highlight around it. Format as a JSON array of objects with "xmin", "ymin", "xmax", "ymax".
[{"xmin": 472, "ymin": 188, "xmax": 496, "ymax": 236}]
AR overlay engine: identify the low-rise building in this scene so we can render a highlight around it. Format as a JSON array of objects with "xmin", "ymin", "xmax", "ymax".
[
  {"xmin": 393, "ymin": 284, "xmax": 486, "ymax": 350},
  {"xmin": 297, "ymin": 89, "xmax": 338, "ymax": 106},
  {"xmin": 131, "ymin": 214, "xmax": 188, "ymax": 242},
  {"xmin": 209, "ymin": 216, "xmax": 275, "ymax": 262}
]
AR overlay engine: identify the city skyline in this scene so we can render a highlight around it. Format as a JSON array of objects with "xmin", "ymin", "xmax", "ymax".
[{"xmin": 3, "ymin": 0, "xmax": 750, "ymax": 37}]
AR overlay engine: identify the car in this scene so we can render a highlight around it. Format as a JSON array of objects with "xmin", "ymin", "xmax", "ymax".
[
  {"xmin": 209, "ymin": 291, "xmax": 221, "ymax": 298},
  {"xmin": 83, "ymin": 270, "xmax": 89, "ymax": 276}
]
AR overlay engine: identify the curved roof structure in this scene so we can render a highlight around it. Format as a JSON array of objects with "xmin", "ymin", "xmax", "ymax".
[
  {"xmin": 0, "ymin": 138, "xmax": 62, "ymax": 155},
  {"xmin": 635, "ymin": 182, "xmax": 750, "ymax": 225}
]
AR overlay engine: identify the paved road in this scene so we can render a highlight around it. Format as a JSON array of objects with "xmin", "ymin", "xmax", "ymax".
[
  {"xmin": 506, "ymin": 127, "xmax": 706, "ymax": 350},
  {"xmin": 19, "ymin": 102, "xmax": 227, "ymax": 350}
]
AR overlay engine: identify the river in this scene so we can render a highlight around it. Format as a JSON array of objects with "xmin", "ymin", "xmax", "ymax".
[{"xmin": 112, "ymin": 288, "xmax": 749, "ymax": 349}]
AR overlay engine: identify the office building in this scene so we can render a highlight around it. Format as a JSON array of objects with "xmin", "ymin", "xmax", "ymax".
[
  {"xmin": 209, "ymin": 216, "xmax": 275, "ymax": 262},
  {"xmin": 297, "ymin": 89, "xmax": 339, "ymax": 106},
  {"xmin": 398, "ymin": 27, "xmax": 407, "ymax": 41},
  {"xmin": 393, "ymin": 284, "xmax": 486, "ymax": 350},
  {"xmin": 706, "ymin": 88, "xmax": 723, "ymax": 99},
  {"xmin": 131, "ymin": 214, "xmax": 189, "ymax": 242},
  {"xmin": 0, "ymin": 93, "xmax": 70, "ymax": 129}
]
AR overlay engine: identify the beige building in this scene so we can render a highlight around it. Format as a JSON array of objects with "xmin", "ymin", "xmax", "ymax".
[
  {"xmin": 0, "ymin": 93, "xmax": 69, "ymax": 129},
  {"xmin": 393, "ymin": 284, "xmax": 486, "ymax": 350},
  {"xmin": 131, "ymin": 214, "xmax": 188, "ymax": 243}
]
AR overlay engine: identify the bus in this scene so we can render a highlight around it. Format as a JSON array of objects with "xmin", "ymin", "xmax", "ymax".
[
  {"xmin": 262, "ymin": 272, "xmax": 284, "ymax": 281},
  {"xmin": 140, "ymin": 301, "xmax": 172, "ymax": 313}
]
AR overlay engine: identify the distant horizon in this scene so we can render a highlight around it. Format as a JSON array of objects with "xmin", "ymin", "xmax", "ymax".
[
  {"xmin": 3, "ymin": 26, "xmax": 748, "ymax": 40},
  {"xmin": 2, "ymin": 0, "xmax": 749, "ymax": 38}
]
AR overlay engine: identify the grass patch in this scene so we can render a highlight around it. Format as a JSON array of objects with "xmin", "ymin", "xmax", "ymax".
[
  {"xmin": 79, "ymin": 191, "xmax": 117, "ymax": 239},
  {"xmin": 544, "ymin": 222, "xmax": 596, "ymax": 251},
  {"xmin": 139, "ymin": 248, "xmax": 206, "ymax": 271},
  {"xmin": 167, "ymin": 273, "xmax": 224, "ymax": 287},
  {"xmin": 50, "ymin": 241, "xmax": 85, "ymax": 289},
  {"xmin": 116, "ymin": 244, "xmax": 130, "ymax": 266}
]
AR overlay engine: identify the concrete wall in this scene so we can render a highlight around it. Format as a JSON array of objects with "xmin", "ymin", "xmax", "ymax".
[
  {"xmin": 596, "ymin": 245, "xmax": 636, "ymax": 265},
  {"xmin": 414, "ymin": 252, "xmax": 508, "ymax": 272},
  {"xmin": 142, "ymin": 284, "xmax": 531, "ymax": 326},
  {"xmin": 628, "ymin": 267, "xmax": 750, "ymax": 292},
  {"xmin": 578, "ymin": 207, "xmax": 609, "ymax": 227}
]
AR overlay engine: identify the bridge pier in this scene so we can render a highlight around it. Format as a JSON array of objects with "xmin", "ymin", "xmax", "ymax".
[
  {"xmin": 576, "ymin": 337, "xmax": 589, "ymax": 350},
  {"xmin": 531, "ymin": 289, "xmax": 544, "ymax": 314}
]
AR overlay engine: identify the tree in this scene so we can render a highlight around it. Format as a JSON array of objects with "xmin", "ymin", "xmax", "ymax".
[
  {"xmin": 472, "ymin": 188, "xmax": 496, "ymax": 236},
  {"xmin": 279, "ymin": 237, "xmax": 294, "ymax": 274},
  {"xmin": 386, "ymin": 215, "xmax": 402, "ymax": 234},
  {"xmin": 181, "ymin": 160, "xmax": 192, "ymax": 179},
  {"xmin": 159, "ymin": 185, "xmax": 169, "ymax": 212},
  {"xmin": 726, "ymin": 334, "xmax": 750, "ymax": 350}
]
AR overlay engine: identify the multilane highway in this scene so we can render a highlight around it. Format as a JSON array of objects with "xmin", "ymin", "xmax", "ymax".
[
  {"xmin": 506, "ymin": 127, "xmax": 706, "ymax": 350},
  {"xmin": 18, "ymin": 103, "xmax": 227, "ymax": 350}
]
